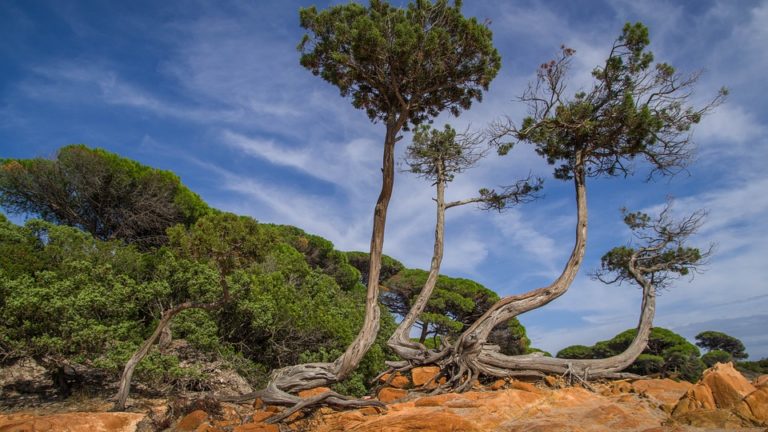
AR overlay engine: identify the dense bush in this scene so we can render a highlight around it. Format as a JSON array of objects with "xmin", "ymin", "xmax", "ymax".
[
  {"xmin": 557, "ymin": 327, "xmax": 705, "ymax": 381},
  {"xmin": 0, "ymin": 145, "xmax": 211, "ymax": 248},
  {"xmin": 0, "ymin": 212, "xmax": 395, "ymax": 395}
]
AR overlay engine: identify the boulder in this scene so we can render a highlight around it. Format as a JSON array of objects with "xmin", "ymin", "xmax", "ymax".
[
  {"xmin": 672, "ymin": 409, "xmax": 754, "ymax": 429},
  {"xmin": 754, "ymin": 374, "xmax": 768, "ymax": 388},
  {"xmin": 411, "ymin": 366, "xmax": 440, "ymax": 387},
  {"xmin": 0, "ymin": 412, "xmax": 146, "ymax": 432},
  {"xmin": 631, "ymin": 378, "xmax": 692, "ymax": 406},
  {"xmin": 737, "ymin": 386, "xmax": 768, "ymax": 421},
  {"xmin": 489, "ymin": 379, "xmax": 506, "ymax": 390},
  {"xmin": 298, "ymin": 386, "xmax": 332, "ymax": 398},
  {"xmin": 700, "ymin": 362, "xmax": 756, "ymax": 409},
  {"xmin": 390, "ymin": 375, "xmax": 411, "ymax": 389},
  {"xmin": 672, "ymin": 383, "xmax": 716, "ymax": 416},
  {"xmin": 378, "ymin": 387, "xmax": 408, "ymax": 403},
  {"xmin": 175, "ymin": 409, "xmax": 209, "ymax": 431}
]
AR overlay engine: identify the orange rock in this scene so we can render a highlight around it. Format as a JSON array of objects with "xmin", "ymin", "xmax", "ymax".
[
  {"xmin": 176, "ymin": 410, "xmax": 209, "ymax": 431},
  {"xmin": 250, "ymin": 411, "xmax": 275, "ymax": 423},
  {"xmin": 489, "ymin": 379, "xmax": 506, "ymax": 390},
  {"xmin": 509, "ymin": 380, "xmax": 543, "ymax": 394},
  {"xmin": 740, "ymin": 386, "xmax": 768, "ymax": 420},
  {"xmin": 543, "ymin": 375, "xmax": 558, "ymax": 387},
  {"xmin": 232, "ymin": 423, "xmax": 279, "ymax": 432},
  {"xmin": 196, "ymin": 424, "xmax": 226, "ymax": 432},
  {"xmin": 411, "ymin": 366, "xmax": 440, "ymax": 386},
  {"xmin": 632, "ymin": 378, "xmax": 692, "ymax": 406},
  {"xmin": 347, "ymin": 410, "xmax": 481, "ymax": 432},
  {"xmin": 754, "ymin": 374, "xmax": 768, "ymax": 388},
  {"xmin": 378, "ymin": 387, "xmax": 408, "ymax": 403},
  {"xmin": 700, "ymin": 362, "xmax": 756, "ymax": 408},
  {"xmin": 390, "ymin": 374, "xmax": 411, "ymax": 389},
  {"xmin": 253, "ymin": 397, "xmax": 264, "ymax": 409},
  {"xmin": 0, "ymin": 412, "xmax": 145, "ymax": 432},
  {"xmin": 359, "ymin": 407, "xmax": 381, "ymax": 416},
  {"xmin": 298, "ymin": 386, "xmax": 332, "ymax": 398},
  {"xmin": 672, "ymin": 383, "xmax": 716, "ymax": 416},
  {"xmin": 673, "ymin": 408, "xmax": 752, "ymax": 429}
]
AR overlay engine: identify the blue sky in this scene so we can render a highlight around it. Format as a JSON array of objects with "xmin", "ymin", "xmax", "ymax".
[{"xmin": 2, "ymin": 0, "xmax": 767, "ymax": 359}]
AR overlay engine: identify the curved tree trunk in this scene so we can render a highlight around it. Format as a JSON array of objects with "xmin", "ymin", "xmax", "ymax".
[
  {"xmin": 387, "ymin": 168, "xmax": 446, "ymax": 362},
  {"xmin": 475, "ymin": 258, "xmax": 656, "ymax": 379},
  {"xmin": 243, "ymin": 116, "xmax": 405, "ymax": 417},
  {"xmin": 113, "ymin": 301, "xmax": 220, "ymax": 411},
  {"xmin": 452, "ymin": 151, "xmax": 588, "ymax": 357}
]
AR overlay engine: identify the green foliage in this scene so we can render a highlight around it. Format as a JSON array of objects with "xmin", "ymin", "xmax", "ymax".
[
  {"xmin": 525, "ymin": 348, "xmax": 552, "ymax": 357},
  {"xmin": 0, "ymin": 145, "xmax": 211, "ymax": 248},
  {"xmin": 0, "ymin": 210, "xmax": 395, "ymax": 393},
  {"xmin": 382, "ymin": 267, "xmax": 528, "ymax": 352},
  {"xmin": 346, "ymin": 251, "xmax": 404, "ymax": 287},
  {"xmin": 557, "ymin": 327, "xmax": 704, "ymax": 381},
  {"xmin": 299, "ymin": 0, "xmax": 501, "ymax": 126},
  {"xmin": 632, "ymin": 354, "xmax": 665, "ymax": 375},
  {"xmin": 702, "ymin": 349, "xmax": 732, "ymax": 367},
  {"xmin": 382, "ymin": 269, "xmax": 494, "ymax": 336},
  {"xmin": 695, "ymin": 331, "xmax": 748, "ymax": 360},
  {"xmin": 488, "ymin": 318, "xmax": 531, "ymax": 356},
  {"xmin": 737, "ymin": 358, "xmax": 768, "ymax": 374},
  {"xmin": 556, "ymin": 345, "xmax": 593, "ymax": 359},
  {"xmin": 508, "ymin": 22, "xmax": 724, "ymax": 180}
]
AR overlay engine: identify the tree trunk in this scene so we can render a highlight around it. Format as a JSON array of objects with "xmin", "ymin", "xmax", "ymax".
[
  {"xmin": 113, "ymin": 301, "xmax": 219, "ymax": 411},
  {"xmin": 387, "ymin": 168, "xmax": 446, "ymax": 362},
  {"xmin": 251, "ymin": 116, "xmax": 405, "ymax": 408},
  {"xmin": 452, "ymin": 151, "xmax": 588, "ymax": 356},
  {"xmin": 475, "ymin": 257, "xmax": 656, "ymax": 378},
  {"xmin": 418, "ymin": 323, "xmax": 430, "ymax": 345}
]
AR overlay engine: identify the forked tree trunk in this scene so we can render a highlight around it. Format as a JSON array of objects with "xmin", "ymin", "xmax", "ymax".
[{"xmin": 475, "ymin": 254, "xmax": 656, "ymax": 378}]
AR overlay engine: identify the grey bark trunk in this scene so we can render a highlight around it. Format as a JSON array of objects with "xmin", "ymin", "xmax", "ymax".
[{"xmin": 387, "ymin": 168, "xmax": 446, "ymax": 361}]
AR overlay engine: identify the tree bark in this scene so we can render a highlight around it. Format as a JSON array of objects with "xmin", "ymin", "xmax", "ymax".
[
  {"xmin": 475, "ymin": 253, "xmax": 656, "ymax": 378},
  {"xmin": 113, "ymin": 301, "xmax": 219, "ymax": 411},
  {"xmin": 387, "ymin": 167, "xmax": 446, "ymax": 362},
  {"xmin": 452, "ymin": 151, "xmax": 588, "ymax": 356},
  {"xmin": 246, "ymin": 115, "xmax": 406, "ymax": 412}
]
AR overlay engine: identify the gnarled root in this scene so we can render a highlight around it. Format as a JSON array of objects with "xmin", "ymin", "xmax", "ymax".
[{"xmin": 216, "ymin": 364, "xmax": 385, "ymax": 424}]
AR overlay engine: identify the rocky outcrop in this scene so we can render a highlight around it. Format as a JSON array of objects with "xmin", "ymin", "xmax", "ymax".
[
  {"xmin": 700, "ymin": 362, "xmax": 756, "ymax": 408},
  {"xmin": 2, "ymin": 363, "xmax": 766, "ymax": 431},
  {"xmin": 671, "ymin": 362, "xmax": 766, "ymax": 428},
  {"xmin": 0, "ymin": 412, "xmax": 146, "ymax": 432}
]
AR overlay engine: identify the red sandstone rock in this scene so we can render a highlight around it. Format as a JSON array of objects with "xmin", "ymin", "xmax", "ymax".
[
  {"xmin": 378, "ymin": 387, "xmax": 408, "ymax": 403},
  {"xmin": 0, "ymin": 412, "xmax": 146, "ymax": 432},
  {"xmin": 738, "ymin": 386, "xmax": 768, "ymax": 421},
  {"xmin": 298, "ymin": 386, "xmax": 332, "ymax": 398},
  {"xmin": 176, "ymin": 409, "xmax": 209, "ymax": 431},
  {"xmin": 632, "ymin": 378, "xmax": 692, "ymax": 406},
  {"xmin": 754, "ymin": 374, "xmax": 768, "ymax": 388},
  {"xmin": 700, "ymin": 362, "xmax": 756, "ymax": 409},
  {"xmin": 673, "ymin": 383, "xmax": 716, "ymax": 416},
  {"xmin": 390, "ymin": 374, "xmax": 410, "ymax": 389},
  {"xmin": 411, "ymin": 366, "xmax": 440, "ymax": 386},
  {"xmin": 509, "ymin": 379, "xmax": 543, "ymax": 394},
  {"xmin": 489, "ymin": 379, "xmax": 506, "ymax": 390}
]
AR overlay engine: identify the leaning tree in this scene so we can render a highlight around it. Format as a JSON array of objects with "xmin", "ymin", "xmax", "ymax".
[
  {"xmin": 381, "ymin": 22, "xmax": 725, "ymax": 391},
  {"xmin": 383, "ymin": 124, "xmax": 540, "ymax": 368},
  {"xmin": 240, "ymin": 0, "xmax": 501, "ymax": 419}
]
